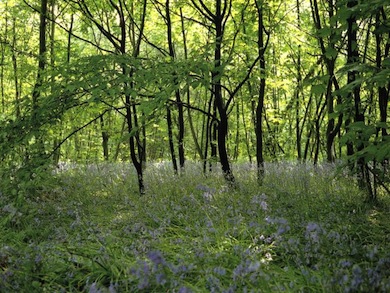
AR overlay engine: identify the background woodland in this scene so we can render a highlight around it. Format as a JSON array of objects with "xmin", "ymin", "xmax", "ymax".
[{"xmin": 0, "ymin": 0, "xmax": 389, "ymax": 198}]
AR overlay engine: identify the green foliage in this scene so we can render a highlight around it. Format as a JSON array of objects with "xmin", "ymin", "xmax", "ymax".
[{"xmin": 0, "ymin": 0, "xmax": 389, "ymax": 203}]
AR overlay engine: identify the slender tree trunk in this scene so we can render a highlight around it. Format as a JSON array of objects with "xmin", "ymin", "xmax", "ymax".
[
  {"xmin": 49, "ymin": 0, "xmax": 61, "ymax": 165},
  {"xmin": 190, "ymin": 0, "xmax": 235, "ymax": 183},
  {"xmin": 255, "ymin": 0, "xmax": 267, "ymax": 183},
  {"xmin": 32, "ymin": 0, "xmax": 48, "ymax": 109},
  {"xmin": 167, "ymin": 105, "xmax": 178, "ymax": 173},
  {"xmin": 295, "ymin": 0, "xmax": 302, "ymax": 160},
  {"xmin": 346, "ymin": 0, "xmax": 371, "ymax": 197},
  {"xmin": 0, "ymin": 4, "xmax": 6, "ymax": 113},
  {"xmin": 100, "ymin": 115, "xmax": 109, "ymax": 161},
  {"xmin": 166, "ymin": 0, "xmax": 185, "ymax": 171},
  {"xmin": 215, "ymin": 3, "xmax": 234, "ymax": 182},
  {"xmin": 376, "ymin": 8, "xmax": 388, "ymax": 139},
  {"xmin": 113, "ymin": 118, "xmax": 126, "ymax": 161},
  {"xmin": 310, "ymin": 0, "xmax": 343, "ymax": 163},
  {"xmin": 129, "ymin": 0, "xmax": 147, "ymax": 194},
  {"xmin": 11, "ymin": 18, "xmax": 20, "ymax": 118},
  {"xmin": 29, "ymin": 0, "xmax": 48, "ymax": 163},
  {"xmin": 203, "ymin": 93, "xmax": 212, "ymax": 174},
  {"xmin": 210, "ymin": 104, "xmax": 218, "ymax": 172},
  {"xmin": 241, "ymin": 97, "xmax": 252, "ymax": 163},
  {"xmin": 233, "ymin": 102, "xmax": 240, "ymax": 160},
  {"xmin": 180, "ymin": 10, "xmax": 203, "ymax": 160}
]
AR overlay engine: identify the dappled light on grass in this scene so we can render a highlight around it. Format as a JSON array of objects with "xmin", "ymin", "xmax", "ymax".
[{"xmin": 1, "ymin": 162, "xmax": 389, "ymax": 292}]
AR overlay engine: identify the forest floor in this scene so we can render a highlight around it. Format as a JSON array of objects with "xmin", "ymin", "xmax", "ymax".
[{"xmin": 1, "ymin": 161, "xmax": 390, "ymax": 292}]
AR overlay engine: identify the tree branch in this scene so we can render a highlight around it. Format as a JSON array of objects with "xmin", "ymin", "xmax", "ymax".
[{"xmin": 48, "ymin": 109, "xmax": 111, "ymax": 159}]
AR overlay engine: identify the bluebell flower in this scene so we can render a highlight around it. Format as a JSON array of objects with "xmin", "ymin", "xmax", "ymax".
[
  {"xmin": 305, "ymin": 222, "xmax": 323, "ymax": 243},
  {"xmin": 108, "ymin": 283, "xmax": 117, "ymax": 293},
  {"xmin": 155, "ymin": 273, "xmax": 167, "ymax": 285},
  {"xmin": 213, "ymin": 266, "xmax": 226, "ymax": 276},
  {"xmin": 89, "ymin": 282, "xmax": 102, "ymax": 293},
  {"xmin": 34, "ymin": 254, "xmax": 43, "ymax": 264},
  {"xmin": 137, "ymin": 277, "xmax": 150, "ymax": 290},
  {"xmin": 178, "ymin": 286, "xmax": 193, "ymax": 293},
  {"xmin": 339, "ymin": 260, "xmax": 351, "ymax": 268},
  {"xmin": 351, "ymin": 265, "xmax": 363, "ymax": 289}
]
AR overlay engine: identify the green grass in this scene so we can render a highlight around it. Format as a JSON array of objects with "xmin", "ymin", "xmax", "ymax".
[{"xmin": 1, "ymin": 161, "xmax": 389, "ymax": 292}]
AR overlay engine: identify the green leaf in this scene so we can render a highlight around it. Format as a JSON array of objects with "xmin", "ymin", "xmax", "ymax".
[
  {"xmin": 325, "ymin": 47, "xmax": 338, "ymax": 59},
  {"xmin": 317, "ymin": 27, "xmax": 332, "ymax": 38},
  {"xmin": 311, "ymin": 84, "xmax": 327, "ymax": 95}
]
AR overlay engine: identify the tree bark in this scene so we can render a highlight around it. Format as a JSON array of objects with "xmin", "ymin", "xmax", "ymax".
[
  {"xmin": 295, "ymin": 0, "xmax": 302, "ymax": 160},
  {"xmin": 190, "ymin": 0, "xmax": 235, "ymax": 183},
  {"xmin": 166, "ymin": 0, "xmax": 185, "ymax": 171},
  {"xmin": 376, "ymin": 8, "xmax": 389, "ymax": 139},
  {"xmin": 167, "ymin": 105, "xmax": 178, "ymax": 173},
  {"xmin": 100, "ymin": 115, "xmax": 109, "ymax": 161},
  {"xmin": 255, "ymin": 0, "xmax": 267, "ymax": 183}
]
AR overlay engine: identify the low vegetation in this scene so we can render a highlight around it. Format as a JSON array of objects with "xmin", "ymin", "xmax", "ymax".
[{"xmin": 1, "ymin": 162, "xmax": 389, "ymax": 292}]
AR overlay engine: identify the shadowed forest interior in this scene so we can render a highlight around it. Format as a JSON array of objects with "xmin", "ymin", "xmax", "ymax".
[
  {"xmin": 0, "ymin": 0, "xmax": 389, "ymax": 292},
  {"xmin": 0, "ymin": 0, "xmax": 389, "ymax": 196}
]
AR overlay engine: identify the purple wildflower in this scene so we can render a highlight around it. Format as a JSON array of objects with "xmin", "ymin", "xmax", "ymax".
[
  {"xmin": 34, "ymin": 254, "xmax": 43, "ymax": 264},
  {"xmin": 251, "ymin": 194, "xmax": 268, "ymax": 211},
  {"xmin": 89, "ymin": 282, "xmax": 102, "ymax": 293},
  {"xmin": 305, "ymin": 222, "xmax": 323, "ymax": 243},
  {"xmin": 213, "ymin": 266, "xmax": 227, "ymax": 276},
  {"xmin": 147, "ymin": 250, "xmax": 165, "ymax": 266},
  {"xmin": 178, "ymin": 287, "xmax": 193, "ymax": 293},
  {"xmin": 155, "ymin": 273, "xmax": 167, "ymax": 285},
  {"xmin": 108, "ymin": 283, "xmax": 118, "ymax": 293}
]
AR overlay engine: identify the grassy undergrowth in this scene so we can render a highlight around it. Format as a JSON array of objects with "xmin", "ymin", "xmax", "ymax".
[{"xmin": 1, "ymin": 162, "xmax": 389, "ymax": 292}]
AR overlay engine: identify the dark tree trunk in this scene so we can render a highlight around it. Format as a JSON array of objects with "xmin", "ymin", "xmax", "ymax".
[
  {"xmin": 310, "ymin": 0, "xmax": 344, "ymax": 163},
  {"xmin": 11, "ymin": 19, "xmax": 20, "ymax": 118},
  {"xmin": 125, "ymin": 94, "xmax": 144, "ymax": 194},
  {"xmin": 28, "ymin": 0, "xmax": 48, "ymax": 164},
  {"xmin": 100, "ymin": 115, "xmax": 109, "ymax": 161},
  {"xmin": 376, "ymin": 8, "xmax": 389, "ymax": 139},
  {"xmin": 33, "ymin": 0, "xmax": 47, "ymax": 104},
  {"xmin": 180, "ymin": 8, "xmax": 203, "ymax": 160},
  {"xmin": 255, "ymin": 0, "xmax": 267, "ymax": 183},
  {"xmin": 295, "ymin": 0, "xmax": 302, "ymax": 160},
  {"xmin": 347, "ymin": 0, "xmax": 372, "ymax": 198},
  {"xmin": 124, "ymin": 0, "xmax": 147, "ymax": 194},
  {"xmin": 214, "ymin": 0, "xmax": 234, "ymax": 183},
  {"xmin": 167, "ymin": 105, "xmax": 178, "ymax": 173},
  {"xmin": 166, "ymin": 0, "xmax": 185, "ymax": 170}
]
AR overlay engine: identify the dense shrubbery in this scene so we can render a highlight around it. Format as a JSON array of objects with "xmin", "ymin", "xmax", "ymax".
[{"xmin": 1, "ymin": 162, "xmax": 389, "ymax": 292}]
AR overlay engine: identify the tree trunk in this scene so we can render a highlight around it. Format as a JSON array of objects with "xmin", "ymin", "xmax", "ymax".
[
  {"xmin": 310, "ymin": 0, "xmax": 344, "ymax": 163},
  {"xmin": 166, "ymin": 0, "xmax": 185, "ymax": 170},
  {"xmin": 295, "ymin": 0, "xmax": 302, "ymax": 160},
  {"xmin": 0, "ymin": 6, "xmax": 5, "ymax": 113},
  {"xmin": 29, "ymin": 0, "xmax": 48, "ymax": 163},
  {"xmin": 376, "ymin": 8, "xmax": 388, "ymax": 139},
  {"xmin": 100, "ymin": 115, "xmax": 109, "ymax": 161},
  {"xmin": 347, "ymin": 0, "xmax": 371, "ymax": 198},
  {"xmin": 11, "ymin": 18, "xmax": 20, "ymax": 118},
  {"xmin": 255, "ymin": 0, "xmax": 267, "ymax": 183},
  {"xmin": 214, "ymin": 1, "xmax": 234, "ymax": 183},
  {"xmin": 167, "ymin": 105, "xmax": 178, "ymax": 173},
  {"xmin": 32, "ymin": 0, "xmax": 48, "ymax": 109}
]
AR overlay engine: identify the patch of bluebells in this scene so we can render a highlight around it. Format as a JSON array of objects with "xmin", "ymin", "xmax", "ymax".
[
  {"xmin": 274, "ymin": 218, "xmax": 390, "ymax": 292},
  {"xmin": 265, "ymin": 216, "xmax": 291, "ymax": 237},
  {"xmin": 251, "ymin": 193, "xmax": 269, "ymax": 212},
  {"xmin": 330, "ymin": 253, "xmax": 390, "ymax": 292},
  {"xmin": 127, "ymin": 250, "xmax": 199, "ymax": 291},
  {"xmin": 88, "ymin": 281, "xmax": 118, "ymax": 293},
  {"xmin": 196, "ymin": 184, "xmax": 216, "ymax": 202},
  {"xmin": 3, "ymin": 162, "xmax": 390, "ymax": 292}
]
